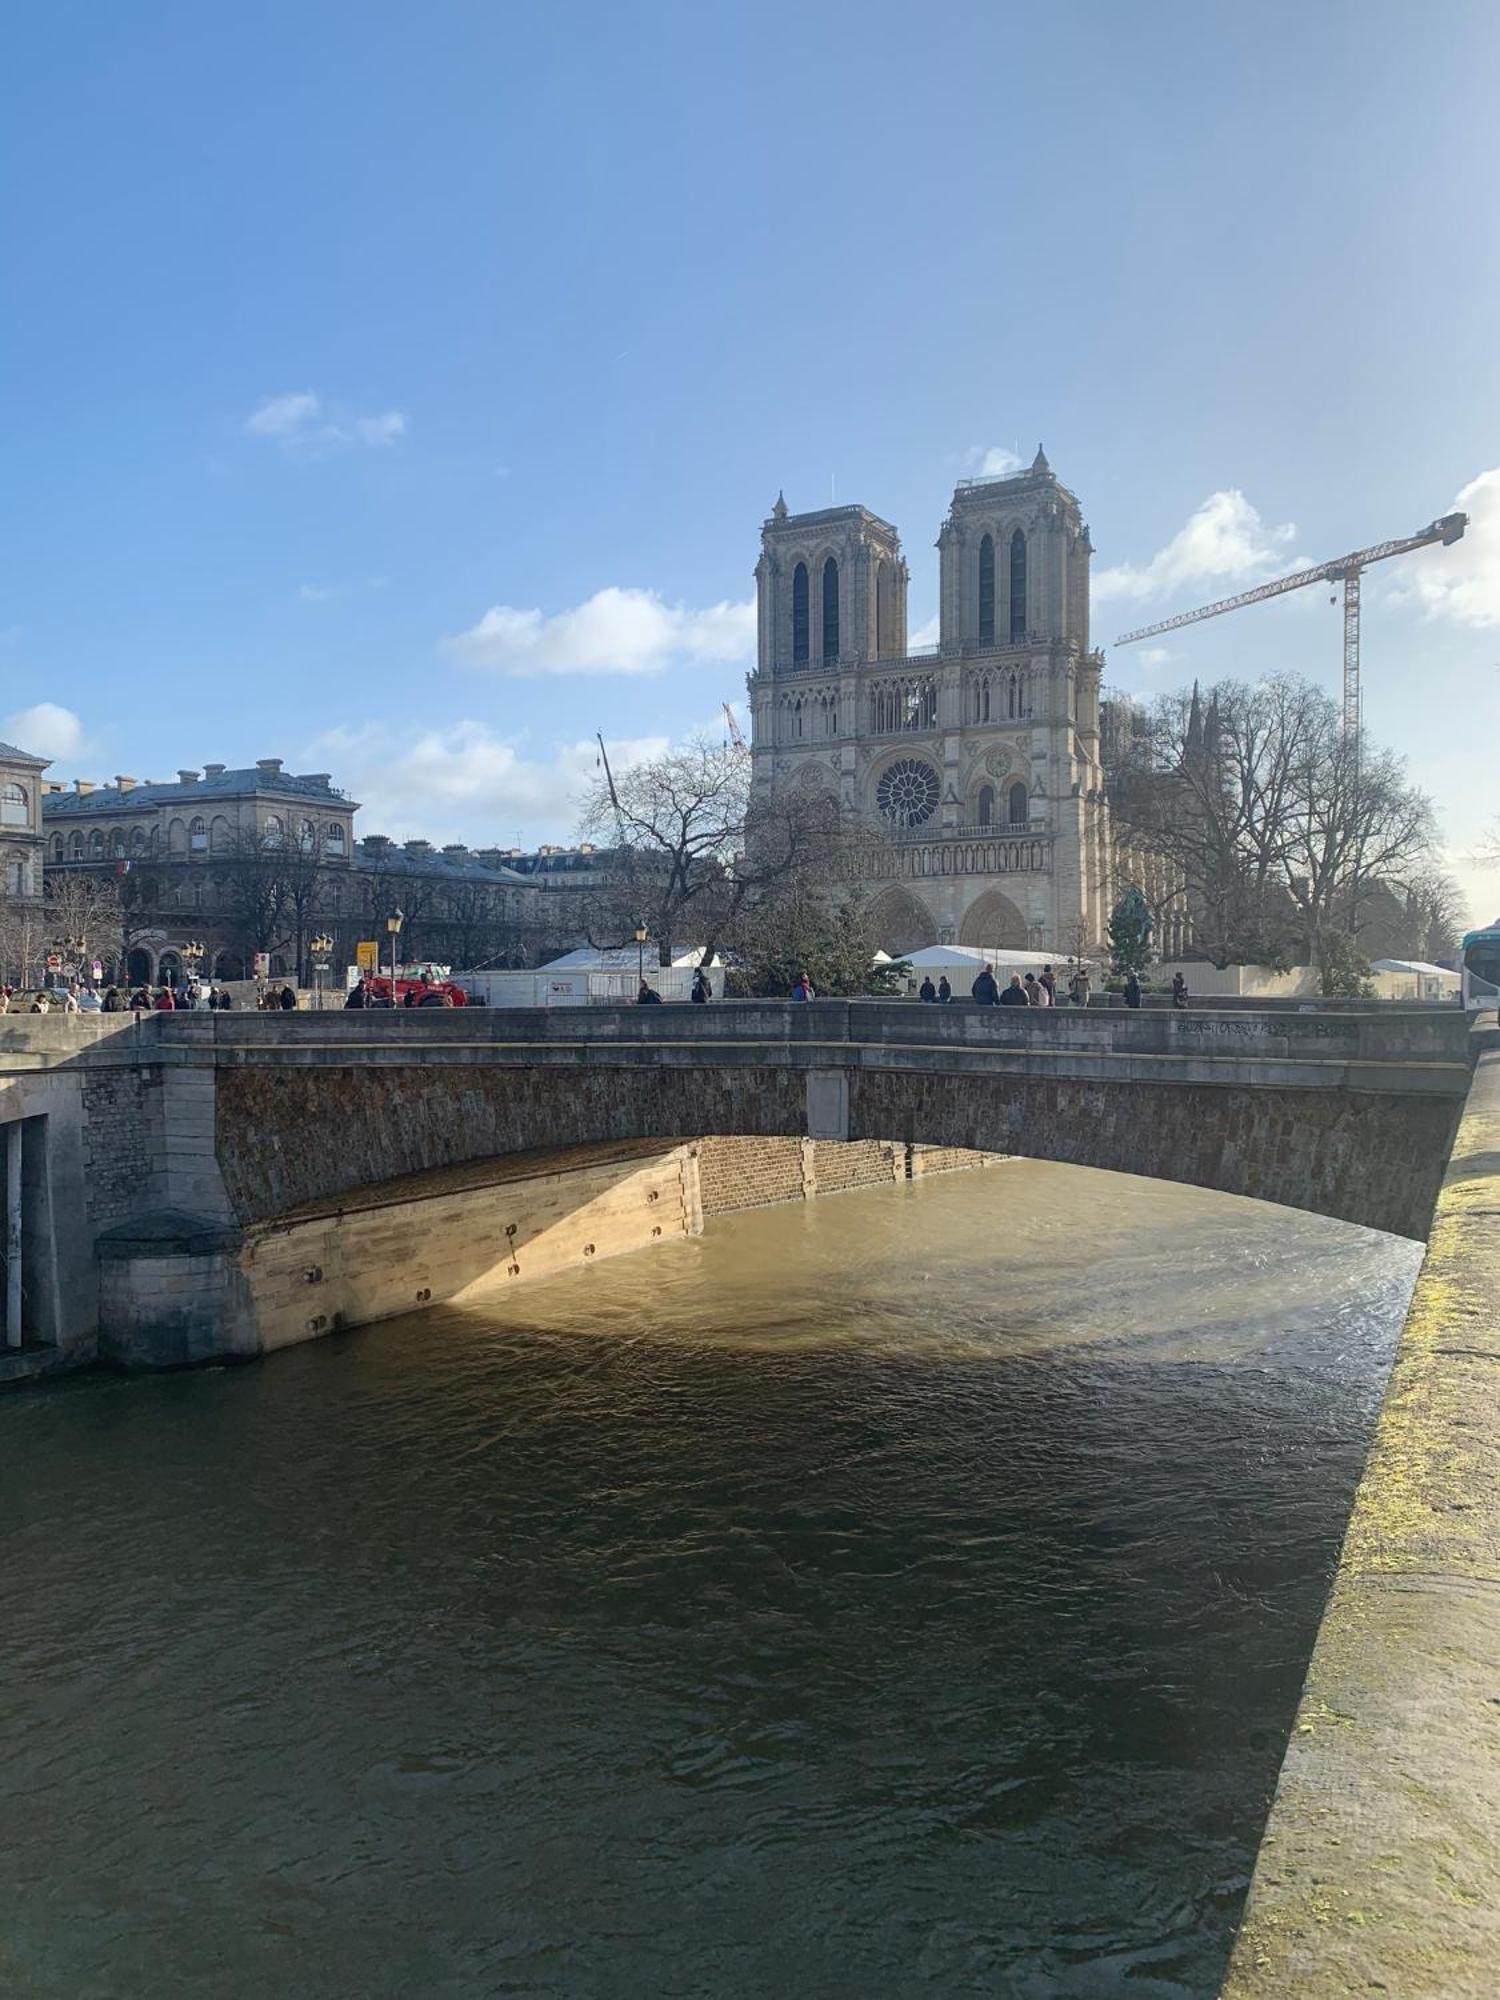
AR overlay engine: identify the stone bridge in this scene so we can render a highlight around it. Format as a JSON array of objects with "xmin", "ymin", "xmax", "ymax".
[{"xmin": 0, "ymin": 999, "xmax": 1473, "ymax": 1374}]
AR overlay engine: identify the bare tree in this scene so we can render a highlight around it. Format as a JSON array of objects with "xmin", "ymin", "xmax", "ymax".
[
  {"xmin": 1108, "ymin": 674, "xmax": 1437, "ymax": 967},
  {"xmin": 578, "ymin": 739, "xmax": 861, "ymax": 965},
  {"xmin": 214, "ymin": 830, "xmax": 292, "ymax": 966},
  {"xmin": 43, "ymin": 872, "xmax": 126, "ymax": 978},
  {"xmin": 0, "ymin": 895, "xmax": 50, "ymax": 987}
]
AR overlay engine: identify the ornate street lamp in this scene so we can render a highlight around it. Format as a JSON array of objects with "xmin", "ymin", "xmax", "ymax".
[
  {"xmin": 633, "ymin": 922, "xmax": 648, "ymax": 989},
  {"xmin": 385, "ymin": 909, "xmax": 404, "ymax": 999},
  {"xmin": 309, "ymin": 933, "xmax": 334, "ymax": 1009}
]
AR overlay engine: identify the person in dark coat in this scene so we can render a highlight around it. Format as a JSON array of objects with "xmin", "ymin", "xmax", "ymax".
[
  {"xmin": 971, "ymin": 966, "xmax": 999, "ymax": 1005},
  {"xmin": 1171, "ymin": 973, "xmax": 1189, "ymax": 1010},
  {"xmin": 278, "ymin": 985, "xmax": 297, "ymax": 1011},
  {"xmin": 637, "ymin": 981, "xmax": 662, "ymax": 1004},
  {"xmin": 918, "ymin": 976, "xmax": 937, "ymax": 1002},
  {"xmin": 999, "ymin": 974, "xmax": 1030, "ymax": 1007},
  {"xmin": 345, "ymin": 980, "xmax": 368, "ymax": 1009},
  {"xmin": 1124, "ymin": 972, "xmax": 1143, "ymax": 1009},
  {"xmin": 937, "ymin": 975, "xmax": 952, "ymax": 1003},
  {"xmin": 1039, "ymin": 964, "xmax": 1057, "ymax": 1003},
  {"xmin": 691, "ymin": 969, "xmax": 711, "ymax": 1004}
]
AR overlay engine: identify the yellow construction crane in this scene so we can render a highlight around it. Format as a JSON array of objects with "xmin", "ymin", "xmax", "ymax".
[{"xmin": 1114, "ymin": 509, "xmax": 1467, "ymax": 737}]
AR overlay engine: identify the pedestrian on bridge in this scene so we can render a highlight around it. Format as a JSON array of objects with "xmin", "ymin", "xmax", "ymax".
[
  {"xmin": 999, "ymin": 974, "xmax": 1029, "ymax": 1007},
  {"xmin": 790, "ymin": 973, "xmax": 815, "ymax": 1002},
  {"xmin": 1171, "ymin": 973, "xmax": 1189, "ymax": 1010},
  {"xmin": 971, "ymin": 965, "xmax": 999, "ymax": 1005},
  {"xmin": 1124, "ymin": 972, "xmax": 1143, "ymax": 1009},
  {"xmin": 938, "ymin": 975, "xmax": 952, "ymax": 1003},
  {"xmin": 691, "ymin": 969, "xmax": 712, "ymax": 1004},
  {"xmin": 919, "ymin": 976, "xmax": 937, "ymax": 1003},
  {"xmin": 637, "ymin": 980, "xmax": 662, "ymax": 1004}
]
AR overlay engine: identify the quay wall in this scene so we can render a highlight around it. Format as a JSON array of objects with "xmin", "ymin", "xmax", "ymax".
[{"xmin": 1220, "ymin": 1027, "xmax": 1500, "ymax": 1999}]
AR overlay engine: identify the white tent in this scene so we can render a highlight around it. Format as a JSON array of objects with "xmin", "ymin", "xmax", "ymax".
[{"xmin": 883, "ymin": 941, "xmax": 1073, "ymax": 994}]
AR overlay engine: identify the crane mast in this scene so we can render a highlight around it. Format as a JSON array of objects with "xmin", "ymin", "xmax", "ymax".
[{"xmin": 1113, "ymin": 511, "xmax": 1467, "ymax": 739}]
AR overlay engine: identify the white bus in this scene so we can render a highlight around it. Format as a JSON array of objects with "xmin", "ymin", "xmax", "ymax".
[{"xmin": 1460, "ymin": 926, "xmax": 1500, "ymax": 1013}]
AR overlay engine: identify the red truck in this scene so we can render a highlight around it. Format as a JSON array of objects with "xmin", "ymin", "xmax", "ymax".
[{"xmin": 359, "ymin": 974, "xmax": 470, "ymax": 1008}]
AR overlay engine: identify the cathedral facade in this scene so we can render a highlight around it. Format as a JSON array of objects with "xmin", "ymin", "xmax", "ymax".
[{"xmin": 747, "ymin": 450, "xmax": 1113, "ymax": 953}]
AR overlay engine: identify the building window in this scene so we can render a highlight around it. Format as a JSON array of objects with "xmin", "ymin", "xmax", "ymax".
[
  {"xmin": 110, "ymin": 828, "xmax": 125, "ymax": 857},
  {"xmin": 822, "ymin": 556, "xmax": 839, "ymax": 661},
  {"xmin": 89, "ymin": 829, "xmax": 105, "ymax": 859},
  {"xmin": 5, "ymin": 857, "xmax": 27, "ymax": 896},
  {"xmin": 325, "ymin": 823, "xmax": 346, "ymax": 856},
  {"xmin": 131, "ymin": 827, "xmax": 148, "ymax": 856},
  {"xmin": 68, "ymin": 831, "xmax": 84, "ymax": 861},
  {"xmin": 263, "ymin": 815, "xmax": 284, "ymax": 845},
  {"xmin": 190, "ymin": 816, "xmax": 207, "ymax": 852},
  {"xmin": 1009, "ymin": 530, "xmax": 1027, "ymax": 642},
  {"xmin": 1008, "ymin": 781, "xmax": 1029, "ymax": 827},
  {"xmin": 297, "ymin": 818, "xmax": 316, "ymax": 852},
  {"xmin": 876, "ymin": 758, "xmax": 940, "ymax": 828},
  {"xmin": 792, "ymin": 562, "xmax": 809, "ymax": 665},
  {"xmin": 977, "ymin": 785, "xmax": 994, "ymax": 827},
  {"xmin": 978, "ymin": 534, "xmax": 995, "ymax": 644},
  {"xmin": 50, "ymin": 834, "xmax": 63, "ymax": 862},
  {"xmin": 0, "ymin": 782, "xmax": 26, "ymax": 827}
]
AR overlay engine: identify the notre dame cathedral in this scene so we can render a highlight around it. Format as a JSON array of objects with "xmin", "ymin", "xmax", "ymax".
[{"xmin": 746, "ymin": 449, "xmax": 1117, "ymax": 954}]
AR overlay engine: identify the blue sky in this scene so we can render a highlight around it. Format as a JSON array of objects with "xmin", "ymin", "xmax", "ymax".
[{"xmin": 4, "ymin": 1, "xmax": 1498, "ymax": 916}]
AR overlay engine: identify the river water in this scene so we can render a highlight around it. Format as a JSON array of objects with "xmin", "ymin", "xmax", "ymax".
[{"xmin": 1, "ymin": 1163, "xmax": 1420, "ymax": 1999}]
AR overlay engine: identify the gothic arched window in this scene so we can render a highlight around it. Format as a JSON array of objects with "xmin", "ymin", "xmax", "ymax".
[
  {"xmin": 792, "ymin": 563, "xmax": 809, "ymax": 666},
  {"xmin": 0, "ymin": 782, "xmax": 26, "ymax": 827},
  {"xmin": 977, "ymin": 785, "xmax": 994, "ymax": 828},
  {"xmin": 822, "ymin": 556, "xmax": 840, "ymax": 661},
  {"xmin": 1009, "ymin": 529, "xmax": 1027, "ymax": 642},
  {"xmin": 978, "ymin": 534, "xmax": 995, "ymax": 645},
  {"xmin": 1008, "ymin": 780, "xmax": 1029, "ymax": 827},
  {"xmin": 190, "ymin": 816, "xmax": 207, "ymax": 852},
  {"xmin": 89, "ymin": 829, "xmax": 105, "ymax": 859}
]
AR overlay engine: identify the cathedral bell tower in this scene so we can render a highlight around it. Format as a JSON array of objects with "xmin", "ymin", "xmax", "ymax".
[{"xmin": 754, "ymin": 496, "xmax": 908, "ymax": 675}]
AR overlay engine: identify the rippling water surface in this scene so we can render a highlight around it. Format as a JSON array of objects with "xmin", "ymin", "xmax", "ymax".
[{"xmin": 1, "ymin": 1164, "xmax": 1421, "ymax": 1998}]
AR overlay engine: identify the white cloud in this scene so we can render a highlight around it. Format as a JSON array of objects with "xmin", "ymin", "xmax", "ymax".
[
  {"xmin": 298, "ymin": 583, "xmax": 336, "ymax": 603},
  {"xmin": 303, "ymin": 720, "xmax": 672, "ymax": 846},
  {"xmin": 1137, "ymin": 646, "xmax": 1176, "ymax": 671},
  {"xmin": 4, "ymin": 701, "xmax": 86, "ymax": 760},
  {"xmin": 444, "ymin": 585, "xmax": 756, "ymax": 676},
  {"xmin": 1394, "ymin": 468, "xmax": 1500, "ymax": 629},
  {"xmin": 966, "ymin": 445, "xmax": 1023, "ymax": 477},
  {"xmin": 909, "ymin": 613, "xmax": 941, "ymax": 649},
  {"xmin": 1094, "ymin": 490, "xmax": 1296, "ymax": 604},
  {"xmin": 244, "ymin": 391, "xmax": 407, "ymax": 454}
]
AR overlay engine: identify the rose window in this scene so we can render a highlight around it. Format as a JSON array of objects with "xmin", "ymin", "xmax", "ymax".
[{"xmin": 877, "ymin": 758, "xmax": 940, "ymax": 827}]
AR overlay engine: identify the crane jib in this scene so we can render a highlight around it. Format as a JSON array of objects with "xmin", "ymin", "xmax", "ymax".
[{"xmin": 1111, "ymin": 510, "xmax": 1467, "ymax": 649}]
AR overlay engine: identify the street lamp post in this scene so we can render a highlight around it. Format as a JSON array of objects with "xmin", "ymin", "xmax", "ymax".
[
  {"xmin": 386, "ymin": 910, "xmax": 404, "ymax": 1002},
  {"xmin": 634, "ymin": 923, "xmax": 648, "ymax": 990},
  {"xmin": 309, "ymin": 933, "xmax": 334, "ymax": 1010}
]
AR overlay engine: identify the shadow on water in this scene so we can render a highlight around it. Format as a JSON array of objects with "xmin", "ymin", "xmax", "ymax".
[{"xmin": 0, "ymin": 1163, "xmax": 1421, "ymax": 1999}]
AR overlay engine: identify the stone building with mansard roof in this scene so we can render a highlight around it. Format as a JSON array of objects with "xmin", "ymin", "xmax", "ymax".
[
  {"xmin": 0, "ymin": 736, "xmax": 49, "ymax": 914},
  {"xmin": 746, "ymin": 449, "xmax": 1115, "ymax": 954}
]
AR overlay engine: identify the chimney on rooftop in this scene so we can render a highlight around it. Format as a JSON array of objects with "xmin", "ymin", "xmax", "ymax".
[
  {"xmin": 178, "ymin": 769, "xmax": 200, "ymax": 785},
  {"xmin": 74, "ymin": 779, "xmax": 95, "ymax": 795},
  {"xmin": 115, "ymin": 776, "xmax": 137, "ymax": 793},
  {"xmin": 302, "ymin": 773, "xmax": 332, "ymax": 787},
  {"xmin": 256, "ymin": 758, "xmax": 283, "ymax": 777},
  {"xmin": 203, "ymin": 763, "xmax": 226, "ymax": 778},
  {"xmin": 442, "ymin": 843, "xmax": 469, "ymax": 857},
  {"xmin": 402, "ymin": 838, "xmax": 432, "ymax": 856}
]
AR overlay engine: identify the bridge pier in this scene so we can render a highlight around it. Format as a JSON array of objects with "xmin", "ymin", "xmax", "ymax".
[{"xmin": 805, "ymin": 1068, "xmax": 850, "ymax": 1142}]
